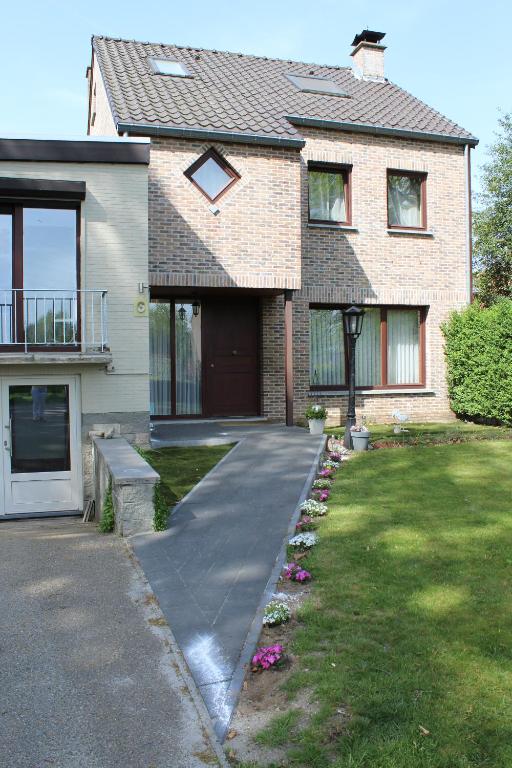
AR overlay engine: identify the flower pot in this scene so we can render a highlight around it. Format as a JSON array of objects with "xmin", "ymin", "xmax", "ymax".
[
  {"xmin": 351, "ymin": 431, "xmax": 370, "ymax": 451},
  {"xmin": 308, "ymin": 418, "xmax": 325, "ymax": 435}
]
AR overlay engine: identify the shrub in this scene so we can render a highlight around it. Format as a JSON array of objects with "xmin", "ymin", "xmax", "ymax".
[
  {"xmin": 153, "ymin": 481, "xmax": 169, "ymax": 531},
  {"xmin": 442, "ymin": 299, "xmax": 512, "ymax": 425},
  {"xmin": 263, "ymin": 601, "xmax": 291, "ymax": 626},
  {"xmin": 312, "ymin": 478, "xmax": 332, "ymax": 490},
  {"xmin": 289, "ymin": 532, "xmax": 318, "ymax": 550},
  {"xmin": 98, "ymin": 480, "xmax": 114, "ymax": 533},
  {"xmin": 300, "ymin": 499, "xmax": 328, "ymax": 517}
]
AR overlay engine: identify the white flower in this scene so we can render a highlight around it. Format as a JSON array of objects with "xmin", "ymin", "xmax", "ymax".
[
  {"xmin": 313, "ymin": 404, "xmax": 321, "ymax": 412},
  {"xmin": 322, "ymin": 460, "xmax": 340, "ymax": 469},
  {"xmin": 300, "ymin": 499, "xmax": 328, "ymax": 517},
  {"xmin": 289, "ymin": 532, "xmax": 318, "ymax": 549},
  {"xmin": 263, "ymin": 600, "xmax": 291, "ymax": 626}
]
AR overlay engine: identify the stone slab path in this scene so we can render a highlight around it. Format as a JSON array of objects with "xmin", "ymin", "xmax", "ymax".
[
  {"xmin": 0, "ymin": 518, "xmax": 224, "ymax": 768},
  {"xmin": 132, "ymin": 423, "xmax": 324, "ymax": 739}
]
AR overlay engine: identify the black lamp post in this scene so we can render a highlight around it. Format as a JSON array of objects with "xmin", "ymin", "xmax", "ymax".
[{"xmin": 342, "ymin": 306, "xmax": 365, "ymax": 449}]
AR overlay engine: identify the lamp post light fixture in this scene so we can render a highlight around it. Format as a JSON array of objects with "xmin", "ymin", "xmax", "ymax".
[
  {"xmin": 192, "ymin": 299, "xmax": 201, "ymax": 317},
  {"xmin": 342, "ymin": 306, "xmax": 365, "ymax": 449}
]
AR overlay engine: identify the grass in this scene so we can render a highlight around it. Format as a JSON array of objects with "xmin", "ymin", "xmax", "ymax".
[
  {"xmin": 327, "ymin": 420, "xmax": 512, "ymax": 448},
  {"xmin": 257, "ymin": 438, "xmax": 512, "ymax": 767},
  {"xmin": 143, "ymin": 443, "xmax": 234, "ymax": 508}
]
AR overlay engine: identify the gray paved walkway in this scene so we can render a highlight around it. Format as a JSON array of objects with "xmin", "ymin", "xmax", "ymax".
[
  {"xmin": 0, "ymin": 518, "xmax": 223, "ymax": 768},
  {"xmin": 133, "ymin": 423, "xmax": 323, "ymax": 739}
]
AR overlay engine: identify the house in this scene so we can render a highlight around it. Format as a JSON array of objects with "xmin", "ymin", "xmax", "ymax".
[
  {"xmin": 0, "ymin": 136, "xmax": 150, "ymax": 517},
  {"xmin": 87, "ymin": 30, "xmax": 477, "ymax": 428}
]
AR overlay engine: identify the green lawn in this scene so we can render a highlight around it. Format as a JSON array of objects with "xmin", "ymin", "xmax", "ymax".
[
  {"xmin": 143, "ymin": 444, "xmax": 233, "ymax": 507},
  {"xmin": 258, "ymin": 440, "xmax": 512, "ymax": 767},
  {"xmin": 328, "ymin": 420, "xmax": 512, "ymax": 448}
]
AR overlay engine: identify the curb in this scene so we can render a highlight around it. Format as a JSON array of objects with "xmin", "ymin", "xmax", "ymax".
[{"xmin": 219, "ymin": 432, "xmax": 327, "ymax": 741}]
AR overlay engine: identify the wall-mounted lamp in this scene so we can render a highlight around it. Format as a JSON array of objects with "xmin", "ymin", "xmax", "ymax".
[
  {"xmin": 178, "ymin": 304, "xmax": 186, "ymax": 322},
  {"xmin": 192, "ymin": 299, "xmax": 201, "ymax": 317}
]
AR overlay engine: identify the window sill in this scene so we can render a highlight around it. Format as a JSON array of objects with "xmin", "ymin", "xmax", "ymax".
[
  {"xmin": 308, "ymin": 388, "xmax": 435, "ymax": 396},
  {"xmin": 387, "ymin": 228, "xmax": 433, "ymax": 237},
  {"xmin": 308, "ymin": 223, "xmax": 358, "ymax": 232}
]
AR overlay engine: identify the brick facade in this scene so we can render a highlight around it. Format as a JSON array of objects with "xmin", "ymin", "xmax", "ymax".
[{"xmin": 89, "ymin": 70, "xmax": 471, "ymax": 426}]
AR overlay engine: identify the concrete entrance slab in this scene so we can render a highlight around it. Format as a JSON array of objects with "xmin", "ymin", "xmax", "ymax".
[
  {"xmin": 0, "ymin": 518, "xmax": 225, "ymax": 768},
  {"xmin": 132, "ymin": 423, "xmax": 324, "ymax": 739}
]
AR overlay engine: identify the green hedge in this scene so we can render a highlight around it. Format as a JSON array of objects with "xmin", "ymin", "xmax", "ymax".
[{"xmin": 442, "ymin": 299, "xmax": 512, "ymax": 425}]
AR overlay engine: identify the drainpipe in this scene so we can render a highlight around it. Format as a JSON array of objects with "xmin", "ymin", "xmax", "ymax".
[
  {"xmin": 284, "ymin": 290, "xmax": 294, "ymax": 426},
  {"xmin": 465, "ymin": 144, "xmax": 473, "ymax": 303}
]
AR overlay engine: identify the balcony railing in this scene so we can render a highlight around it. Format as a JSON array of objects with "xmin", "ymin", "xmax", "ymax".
[{"xmin": 0, "ymin": 289, "xmax": 109, "ymax": 353}]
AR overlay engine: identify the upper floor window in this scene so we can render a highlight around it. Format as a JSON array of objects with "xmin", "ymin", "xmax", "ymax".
[
  {"xmin": 309, "ymin": 306, "xmax": 425, "ymax": 389},
  {"xmin": 308, "ymin": 163, "xmax": 351, "ymax": 225},
  {"xmin": 184, "ymin": 148, "xmax": 240, "ymax": 202},
  {"xmin": 387, "ymin": 170, "xmax": 426, "ymax": 229},
  {"xmin": 0, "ymin": 204, "xmax": 78, "ymax": 347}
]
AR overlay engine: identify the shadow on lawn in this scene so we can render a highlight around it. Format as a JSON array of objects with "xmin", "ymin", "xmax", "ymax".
[{"xmin": 284, "ymin": 441, "xmax": 512, "ymax": 767}]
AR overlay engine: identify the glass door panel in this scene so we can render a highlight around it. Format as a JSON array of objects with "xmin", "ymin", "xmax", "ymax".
[
  {"xmin": 0, "ymin": 212, "xmax": 13, "ymax": 344},
  {"xmin": 23, "ymin": 208, "xmax": 78, "ymax": 345},
  {"xmin": 175, "ymin": 303, "xmax": 202, "ymax": 415},
  {"xmin": 9, "ymin": 385, "xmax": 70, "ymax": 473},
  {"xmin": 149, "ymin": 301, "xmax": 172, "ymax": 416}
]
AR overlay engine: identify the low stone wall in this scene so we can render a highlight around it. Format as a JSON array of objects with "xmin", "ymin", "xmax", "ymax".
[{"xmin": 92, "ymin": 436, "xmax": 159, "ymax": 536}]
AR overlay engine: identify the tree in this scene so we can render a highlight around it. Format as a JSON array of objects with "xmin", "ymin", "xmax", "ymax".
[{"xmin": 473, "ymin": 113, "xmax": 512, "ymax": 305}]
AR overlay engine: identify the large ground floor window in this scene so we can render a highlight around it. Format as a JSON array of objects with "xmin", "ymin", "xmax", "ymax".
[{"xmin": 309, "ymin": 305, "xmax": 426, "ymax": 389}]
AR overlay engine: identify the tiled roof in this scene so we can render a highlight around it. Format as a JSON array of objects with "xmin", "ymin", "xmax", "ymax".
[{"xmin": 92, "ymin": 36, "xmax": 477, "ymax": 147}]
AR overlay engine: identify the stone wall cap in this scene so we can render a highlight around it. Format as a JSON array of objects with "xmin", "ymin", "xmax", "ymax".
[{"xmin": 93, "ymin": 436, "xmax": 159, "ymax": 484}]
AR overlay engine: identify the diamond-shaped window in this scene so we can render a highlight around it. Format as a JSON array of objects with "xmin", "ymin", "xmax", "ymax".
[{"xmin": 184, "ymin": 148, "xmax": 240, "ymax": 202}]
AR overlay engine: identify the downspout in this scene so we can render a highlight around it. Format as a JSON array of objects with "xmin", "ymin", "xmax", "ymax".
[{"xmin": 465, "ymin": 144, "xmax": 473, "ymax": 303}]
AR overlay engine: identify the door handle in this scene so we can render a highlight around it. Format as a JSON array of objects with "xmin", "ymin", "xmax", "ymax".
[{"xmin": 4, "ymin": 419, "xmax": 12, "ymax": 456}]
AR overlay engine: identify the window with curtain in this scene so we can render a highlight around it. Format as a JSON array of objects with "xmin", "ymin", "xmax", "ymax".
[
  {"xmin": 308, "ymin": 165, "xmax": 350, "ymax": 224},
  {"xmin": 387, "ymin": 172, "xmax": 425, "ymax": 228},
  {"xmin": 309, "ymin": 307, "xmax": 424, "ymax": 388}
]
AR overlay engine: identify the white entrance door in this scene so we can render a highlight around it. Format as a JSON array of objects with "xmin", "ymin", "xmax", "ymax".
[{"xmin": 1, "ymin": 377, "xmax": 81, "ymax": 516}]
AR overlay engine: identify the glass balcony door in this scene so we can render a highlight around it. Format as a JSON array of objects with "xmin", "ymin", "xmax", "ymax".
[
  {"xmin": 0, "ymin": 204, "xmax": 79, "ymax": 350},
  {"xmin": 149, "ymin": 299, "xmax": 202, "ymax": 417}
]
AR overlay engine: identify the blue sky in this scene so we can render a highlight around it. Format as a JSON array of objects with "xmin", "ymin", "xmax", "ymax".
[{"xmin": 0, "ymin": 0, "xmax": 510, "ymax": 194}]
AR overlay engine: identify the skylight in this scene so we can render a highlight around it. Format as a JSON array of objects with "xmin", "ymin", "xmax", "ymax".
[
  {"xmin": 286, "ymin": 73, "xmax": 349, "ymax": 97},
  {"xmin": 149, "ymin": 58, "xmax": 191, "ymax": 77}
]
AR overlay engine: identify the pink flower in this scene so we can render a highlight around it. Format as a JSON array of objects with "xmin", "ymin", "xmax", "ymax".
[
  {"xmin": 329, "ymin": 452, "xmax": 342, "ymax": 462},
  {"xmin": 313, "ymin": 488, "xmax": 330, "ymax": 502},
  {"xmin": 252, "ymin": 644, "xmax": 284, "ymax": 670},
  {"xmin": 284, "ymin": 562, "xmax": 312, "ymax": 582},
  {"xmin": 319, "ymin": 468, "xmax": 334, "ymax": 477}
]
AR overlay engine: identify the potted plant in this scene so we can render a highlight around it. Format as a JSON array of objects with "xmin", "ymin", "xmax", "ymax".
[
  {"xmin": 305, "ymin": 404, "xmax": 327, "ymax": 435},
  {"xmin": 350, "ymin": 423, "xmax": 371, "ymax": 451}
]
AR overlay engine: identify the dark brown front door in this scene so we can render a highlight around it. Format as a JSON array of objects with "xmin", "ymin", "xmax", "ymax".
[{"xmin": 203, "ymin": 298, "xmax": 259, "ymax": 417}]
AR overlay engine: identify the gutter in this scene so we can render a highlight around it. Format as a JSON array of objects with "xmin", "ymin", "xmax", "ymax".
[
  {"xmin": 117, "ymin": 121, "xmax": 305, "ymax": 149},
  {"xmin": 286, "ymin": 115, "xmax": 479, "ymax": 148}
]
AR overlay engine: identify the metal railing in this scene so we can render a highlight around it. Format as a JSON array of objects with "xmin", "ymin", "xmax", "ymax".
[{"xmin": 0, "ymin": 289, "xmax": 109, "ymax": 352}]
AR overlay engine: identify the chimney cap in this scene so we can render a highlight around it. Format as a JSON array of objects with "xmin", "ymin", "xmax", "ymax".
[{"xmin": 351, "ymin": 30, "xmax": 386, "ymax": 47}]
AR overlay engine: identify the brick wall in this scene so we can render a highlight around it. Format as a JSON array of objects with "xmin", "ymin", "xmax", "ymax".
[
  {"xmin": 147, "ymin": 137, "xmax": 302, "ymax": 290},
  {"xmin": 294, "ymin": 127, "xmax": 469, "ymax": 424}
]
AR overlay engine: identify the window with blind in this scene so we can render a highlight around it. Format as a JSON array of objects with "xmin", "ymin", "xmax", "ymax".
[
  {"xmin": 309, "ymin": 306, "xmax": 424, "ymax": 389},
  {"xmin": 308, "ymin": 163, "xmax": 351, "ymax": 225}
]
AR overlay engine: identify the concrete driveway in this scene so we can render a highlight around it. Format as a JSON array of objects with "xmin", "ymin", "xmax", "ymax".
[{"xmin": 0, "ymin": 518, "xmax": 224, "ymax": 768}]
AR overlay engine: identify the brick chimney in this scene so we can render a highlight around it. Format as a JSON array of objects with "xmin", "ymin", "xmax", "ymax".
[{"xmin": 351, "ymin": 30, "xmax": 386, "ymax": 81}]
